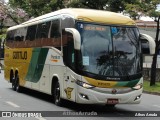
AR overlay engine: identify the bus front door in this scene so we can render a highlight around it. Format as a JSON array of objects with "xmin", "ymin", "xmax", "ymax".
[
  {"xmin": 64, "ymin": 68, "xmax": 76, "ymax": 102},
  {"xmin": 63, "ymin": 33, "xmax": 76, "ymax": 102}
]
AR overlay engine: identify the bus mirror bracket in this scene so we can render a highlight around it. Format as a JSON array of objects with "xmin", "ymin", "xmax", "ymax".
[
  {"xmin": 65, "ymin": 28, "xmax": 81, "ymax": 50},
  {"xmin": 140, "ymin": 33, "xmax": 155, "ymax": 54}
]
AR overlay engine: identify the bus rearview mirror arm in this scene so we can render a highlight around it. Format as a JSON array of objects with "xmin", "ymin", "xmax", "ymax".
[{"xmin": 65, "ymin": 28, "xmax": 81, "ymax": 50}]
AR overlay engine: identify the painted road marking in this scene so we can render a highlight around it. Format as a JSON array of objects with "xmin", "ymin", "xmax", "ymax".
[
  {"xmin": 6, "ymin": 101, "xmax": 20, "ymax": 108},
  {"xmin": 35, "ymin": 117, "xmax": 47, "ymax": 120}
]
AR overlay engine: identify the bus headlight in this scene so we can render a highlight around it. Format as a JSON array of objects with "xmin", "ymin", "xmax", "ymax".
[
  {"xmin": 132, "ymin": 84, "xmax": 143, "ymax": 90},
  {"xmin": 76, "ymin": 80, "xmax": 95, "ymax": 89}
]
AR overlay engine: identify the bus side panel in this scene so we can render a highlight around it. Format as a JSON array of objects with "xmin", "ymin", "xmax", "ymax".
[
  {"xmin": 22, "ymin": 48, "xmax": 48, "ymax": 90},
  {"xmin": 41, "ymin": 48, "xmax": 65, "ymax": 95},
  {"xmin": 4, "ymin": 48, "xmax": 33, "ymax": 87},
  {"xmin": 21, "ymin": 47, "xmax": 65, "ymax": 95}
]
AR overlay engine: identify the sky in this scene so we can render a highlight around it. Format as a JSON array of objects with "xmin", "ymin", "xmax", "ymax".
[
  {"xmin": 157, "ymin": 4, "xmax": 160, "ymax": 11},
  {"xmin": 140, "ymin": 16, "xmax": 154, "ymax": 21}
]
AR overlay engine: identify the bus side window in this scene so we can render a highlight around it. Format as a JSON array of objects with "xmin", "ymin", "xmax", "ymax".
[
  {"xmin": 50, "ymin": 19, "xmax": 61, "ymax": 38},
  {"xmin": 6, "ymin": 30, "xmax": 15, "ymax": 42},
  {"xmin": 21, "ymin": 27, "xmax": 27, "ymax": 41},
  {"xmin": 26, "ymin": 25, "xmax": 37, "ymax": 41},
  {"xmin": 14, "ymin": 29, "xmax": 23, "ymax": 41},
  {"xmin": 36, "ymin": 21, "xmax": 51, "ymax": 39}
]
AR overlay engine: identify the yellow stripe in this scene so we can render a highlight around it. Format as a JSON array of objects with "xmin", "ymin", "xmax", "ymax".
[{"xmin": 84, "ymin": 76, "xmax": 117, "ymax": 88}]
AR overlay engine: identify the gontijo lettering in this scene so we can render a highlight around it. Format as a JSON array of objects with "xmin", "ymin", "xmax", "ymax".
[{"xmin": 13, "ymin": 51, "xmax": 27, "ymax": 60}]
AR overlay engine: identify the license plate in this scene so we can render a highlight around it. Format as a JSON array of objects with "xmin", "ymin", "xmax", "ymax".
[{"xmin": 107, "ymin": 99, "xmax": 119, "ymax": 104}]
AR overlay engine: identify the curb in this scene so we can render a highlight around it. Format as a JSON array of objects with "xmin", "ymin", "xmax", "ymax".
[{"xmin": 143, "ymin": 91, "xmax": 160, "ymax": 96}]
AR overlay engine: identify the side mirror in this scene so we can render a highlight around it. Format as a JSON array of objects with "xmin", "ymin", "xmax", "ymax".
[
  {"xmin": 65, "ymin": 28, "xmax": 81, "ymax": 50},
  {"xmin": 140, "ymin": 33, "xmax": 155, "ymax": 54}
]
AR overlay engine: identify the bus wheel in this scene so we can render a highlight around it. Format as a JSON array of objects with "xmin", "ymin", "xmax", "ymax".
[
  {"xmin": 12, "ymin": 78, "xmax": 16, "ymax": 91},
  {"xmin": 15, "ymin": 75, "xmax": 22, "ymax": 92},
  {"xmin": 52, "ymin": 81, "xmax": 62, "ymax": 106},
  {"xmin": 10, "ymin": 71, "xmax": 16, "ymax": 91}
]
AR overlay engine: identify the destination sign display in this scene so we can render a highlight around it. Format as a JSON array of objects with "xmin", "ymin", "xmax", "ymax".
[{"xmin": 84, "ymin": 26, "xmax": 106, "ymax": 31}]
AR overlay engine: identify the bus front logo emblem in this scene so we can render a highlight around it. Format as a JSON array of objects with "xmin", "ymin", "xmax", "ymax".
[{"xmin": 112, "ymin": 89, "xmax": 117, "ymax": 94}]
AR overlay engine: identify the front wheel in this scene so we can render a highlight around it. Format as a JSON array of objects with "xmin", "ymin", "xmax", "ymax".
[{"xmin": 52, "ymin": 81, "xmax": 63, "ymax": 106}]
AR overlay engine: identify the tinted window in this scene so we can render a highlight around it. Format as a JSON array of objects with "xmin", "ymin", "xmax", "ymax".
[
  {"xmin": 14, "ymin": 29, "xmax": 23, "ymax": 41},
  {"xmin": 6, "ymin": 30, "xmax": 15, "ymax": 42},
  {"xmin": 61, "ymin": 15, "xmax": 75, "ymax": 29},
  {"xmin": 63, "ymin": 32, "xmax": 75, "ymax": 69},
  {"xmin": 21, "ymin": 27, "xmax": 28, "ymax": 41},
  {"xmin": 50, "ymin": 19, "xmax": 61, "ymax": 38},
  {"xmin": 77, "ymin": 22, "xmax": 141, "ymax": 78},
  {"xmin": 26, "ymin": 25, "xmax": 37, "ymax": 41},
  {"xmin": 61, "ymin": 15, "xmax": 75, "ymax": 37},
  {"xmin": 36, "ymin": 22, "xmax": 51, "ymax": 39}
]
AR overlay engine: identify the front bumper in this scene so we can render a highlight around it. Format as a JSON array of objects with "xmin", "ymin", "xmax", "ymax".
[{"xmin": 76, "ymin": 85, "xmax": 142, "ymax": 105}]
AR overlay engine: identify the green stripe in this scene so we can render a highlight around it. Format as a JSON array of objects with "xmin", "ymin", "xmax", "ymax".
[
  {"xmin": 116, "ymin": 79, "xmax": 140, "ymax": 87},
  {"xmin": 125, "ymin": 79, "xmax": 140, "ymax": 87},
  {"xmin": 25, "ymin": 48, "xmax": 49, "ymax": 83}
]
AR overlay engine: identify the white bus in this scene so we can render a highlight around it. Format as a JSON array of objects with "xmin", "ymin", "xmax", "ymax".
[{"xmin": 4, "ymin": 8, "xmax": 154, "ymax": 106}]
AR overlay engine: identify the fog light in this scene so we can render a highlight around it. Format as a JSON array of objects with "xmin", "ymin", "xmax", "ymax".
[
  {"xmin": 134, "ymin": 95, "xmax": 141, "ymax": 101},
  {"xmin": 80, "ymin": 93, "xmax": 89, "ymax": 100}
]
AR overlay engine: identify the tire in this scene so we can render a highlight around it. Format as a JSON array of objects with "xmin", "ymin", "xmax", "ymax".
[
  {"xmin": 15, "ymin": 75, "xmax": 22, "ymax": 92},
  {"xmin": 52, "ymin": 81, "xmax": 63, "ymax": 106},
  {"xmin": 10, "ymin": 72, "xmax": 16, "ymax": 91},
  {"xmin": 12, "ymin": 78, "xmax": 16, "ymax": 91}
]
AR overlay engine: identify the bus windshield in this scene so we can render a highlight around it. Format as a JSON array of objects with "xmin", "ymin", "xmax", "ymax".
[{"xmin": 77, "ymin": 22, "xmax": 141, "ymax": 79}]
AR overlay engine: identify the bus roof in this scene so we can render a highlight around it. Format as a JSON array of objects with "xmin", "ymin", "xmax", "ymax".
[
  {"xmin": 65, "ymin": 8, "xmax": 135, "ymax": 25},
  {"xmin": 8, "ymin": 8, "xmax": 135, "ymax": 31}
]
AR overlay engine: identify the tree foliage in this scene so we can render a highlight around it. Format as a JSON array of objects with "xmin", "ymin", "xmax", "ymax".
[
  {"xmin": 68, "ymin": 0, "xmax": 136, "ymax": 12},
  {"xmin": 9, "ymin": 0, "xmax": 65, "ymax": 17},
  {"xmin": 107, "ymin": 0, "xmax": 135, "ymax": 12},
  {"xmin": 79, "ymin": 0, "xmax": 108, "ymax": 10},
  {"xmin": 125, "ymin": 0, "xmax": 160, "ymax": 20},
  {"xmin": 0, "ymin": 0, "xmax": 28, "ymax": 25}
]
